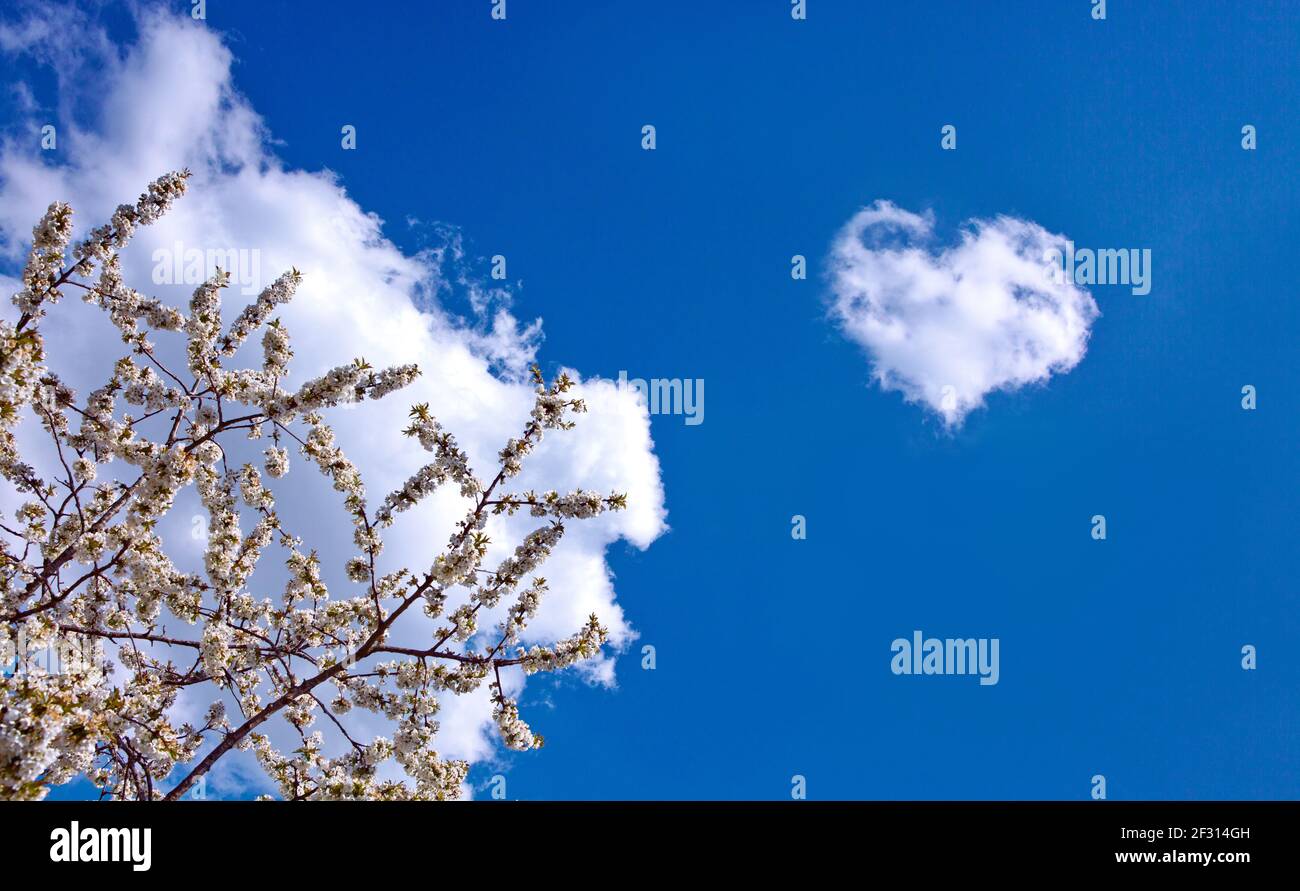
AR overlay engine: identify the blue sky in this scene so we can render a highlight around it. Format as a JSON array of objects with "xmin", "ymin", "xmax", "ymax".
[{"xmin": 7, "ymin": 0, "xmax": 1300, "ymax": 799}]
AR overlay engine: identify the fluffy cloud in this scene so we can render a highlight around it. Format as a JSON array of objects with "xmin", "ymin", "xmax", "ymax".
[
  {"xmin": 827, "ymin": 201, "xmax": 1099, "ymax": 426},
  {"xmin": 0, "ymin": 5, "xmax": 666, "ymax": 783}
]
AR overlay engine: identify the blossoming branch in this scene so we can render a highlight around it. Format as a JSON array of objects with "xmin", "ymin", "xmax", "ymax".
[{"xmin": 0, "ymin": 172, "xmax": 627, "ymax": 801}]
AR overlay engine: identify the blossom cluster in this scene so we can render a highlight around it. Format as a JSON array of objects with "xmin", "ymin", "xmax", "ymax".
[{"xmin": 0, "ymin": 173, "xmax": 628, "ymax": 801}]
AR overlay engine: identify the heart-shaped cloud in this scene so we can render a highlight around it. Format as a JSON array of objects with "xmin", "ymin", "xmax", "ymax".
[{"xmin": 828, "ymin": 201, "xmax": 1099, "ymax": 426}]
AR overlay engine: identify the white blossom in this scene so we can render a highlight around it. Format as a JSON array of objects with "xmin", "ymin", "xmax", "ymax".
[{"xmin": 0, "ymin": 175, "xmax": 628, "ymax": 801}]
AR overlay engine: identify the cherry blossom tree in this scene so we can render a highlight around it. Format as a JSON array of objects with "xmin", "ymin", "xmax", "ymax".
[{"xmin": 0, "ymin": 172, "xmax": 627, "ymax": 800}]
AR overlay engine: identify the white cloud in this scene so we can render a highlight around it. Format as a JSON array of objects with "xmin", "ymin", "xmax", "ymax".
[
  {"xmin": 827, "ymin": 200, "xmax": 1099, "ymax": 426},
  {"xmin": 0, "ymin": 5, "xmax": 666, "ymax": 776}
]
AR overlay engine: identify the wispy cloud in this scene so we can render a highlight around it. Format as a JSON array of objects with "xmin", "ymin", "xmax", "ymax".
[{"xmin": 0, "ymin": 4, "xmax": 666, "ymax": 770}]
